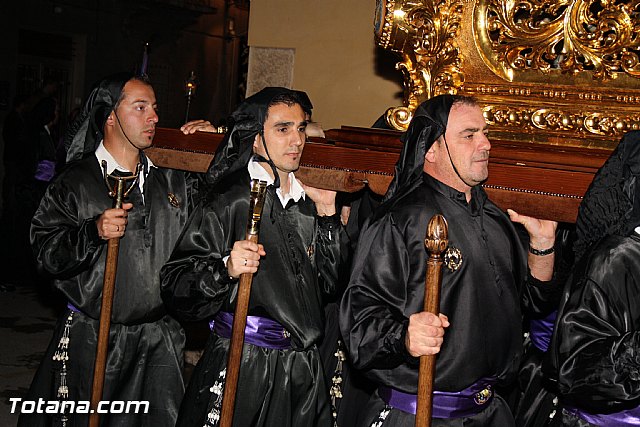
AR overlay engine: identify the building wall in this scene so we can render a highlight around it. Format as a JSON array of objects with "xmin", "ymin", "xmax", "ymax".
[
  {"xmin": 0, "ymin": 1, "xmax": 248, "ymax": 128},
  {"xmin": 247, "ymin": 1, "xmax": 404, "ymax": 130}
]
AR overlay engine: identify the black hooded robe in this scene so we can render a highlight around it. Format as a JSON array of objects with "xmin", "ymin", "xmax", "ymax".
[
  {"xmin": 548, "ymin": 130, "xmax": 640, "ymax": 426},
  {"xmin": 18, "ymin": 73, "xmax": 194, "ymax": 427},
  {"xmin": 340, "ymin": 175, "xmax": 557, "ymax": 427},
  {"xmin": 19, "ymin": 155, "xmax": 192, "ymax": 427},
  {"xmin": 160, "ymin": 168, "xmax": 346, "ymax": 427},
  {"xmin": 550, "ymin": 234, "xmax": 640, "ymax": 427},
  {"xmin": 160, "ymin": 87, "xmax": 348, "ymax": 427},
  {"xmin": 339, "ymin": 95, "xmax": 558, "ymax": 427}
]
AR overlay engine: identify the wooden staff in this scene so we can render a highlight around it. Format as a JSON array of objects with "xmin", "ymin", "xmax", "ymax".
[
  {"xmin": 220, "ymin": 179, "xmax": 268, "ymax": 427},
  {"xmin": 416, "ymin": 214, "xmax": 449, "ymax": 427},
  {"xmin": 89, "ymin": 162, "xmax": 141, "ymax": 427}
]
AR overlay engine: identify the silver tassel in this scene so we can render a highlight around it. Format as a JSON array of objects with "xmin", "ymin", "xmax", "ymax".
[
  {"xmin": 330, "ymin": 339, "xmax": 347, "ymax": 427},
  {"xmin": 203, "ymin": 368, "xmax": 226, "ymax": 427},
  {"xmin": 53, "ymin": 312, "xmax": 73, "ymax": 427}
]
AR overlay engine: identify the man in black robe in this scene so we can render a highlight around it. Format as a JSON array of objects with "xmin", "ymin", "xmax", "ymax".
[
  {"xmin": 18, "ymin": 73, "xmax": 195, "ymax": 427},
  {"xmin": 548, "ymin": 130, "xmax": 640, "ymax": 426},
  {"xmin": 339, "ymin": 94, "xmax": 559, "ymax": 426},
  {"xmin": 160, "ymin": 87, "xmax": 348, "ymax": 427}
]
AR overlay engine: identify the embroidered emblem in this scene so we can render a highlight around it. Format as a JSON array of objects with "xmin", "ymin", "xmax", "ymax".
[
  {"xmin": 474, "ymin": 385, "xmax": 492, "ymax": 405},
  {"xmin": 167, "ymin": 192, "xmax": 181, "ymax": 208},
  {"xmin": 306, "ymin": 245, "xmax": 314, "ymax": 259},
  {"xmin": 283, "ymin": 329, "xmax": 291, "ymax": 339},
  {"xmin": 444, "ymin": 246, "xmax": 463, "ymax": 271}
]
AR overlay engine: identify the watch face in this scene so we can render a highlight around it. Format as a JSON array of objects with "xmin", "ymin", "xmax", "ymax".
[{"xmin": 374, "ymin": 0, "xmax": 386, "ymax": 37}]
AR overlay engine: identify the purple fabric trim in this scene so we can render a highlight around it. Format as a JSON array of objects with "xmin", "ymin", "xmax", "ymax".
[
  {"xmin": 67, "ymin": 303, "xmax": 81, "ymax": 313},
  {"xmin": 565, "ymin": 405, "xmax": 640, "ymax": 426},
  {"xmin": 209, "ymin": 311, "xmax": 291, "ymax": 350},
  {"xmin": 379, "ymin": 377, "xmax": 496, "ymax": 419},
  {"xmin": 34, "ymin": 160, "xmax": 56, "ymax": 182},
  {"xmin": 530, "ymin": 310, "xmax": 557, "ymax": 353}
]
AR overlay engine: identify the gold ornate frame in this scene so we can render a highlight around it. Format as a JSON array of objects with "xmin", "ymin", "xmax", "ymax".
[{"xmin": 375, "ymin": 0, "xmax": 640, "ymax": 148}]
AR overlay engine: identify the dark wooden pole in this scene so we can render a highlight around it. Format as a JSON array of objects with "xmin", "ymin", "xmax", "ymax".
[
  {"xmin": 415, "ymin": 214, "xmax": 449, "ymax": 427},
  {"xmin": 89, "ymin": 164, "xmax": 140, "ymax": 427},
  {"xmin": 88, "ymin": 182, "xmax": 124, "ymax": 427},
  {"xmin": 219, "ymin": 180, "xmax": 267, "ymax": 427}
]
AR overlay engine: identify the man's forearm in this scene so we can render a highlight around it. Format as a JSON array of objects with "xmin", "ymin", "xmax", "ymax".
[{"xmin": 528, "ymin": 238, "xmax": 555, "ymax": 281}]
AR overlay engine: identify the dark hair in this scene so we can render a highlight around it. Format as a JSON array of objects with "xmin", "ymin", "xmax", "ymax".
[
  {"xmin": 264, "ymin": 91, "xmax": 307, "ymax": 122},
  {"xmin": 450, "ymin": 94, "xmax": 479, "ymax": 109},
  {"xmin": 114, "ymin": 75, "xmax": 153, "ymax": 110}
]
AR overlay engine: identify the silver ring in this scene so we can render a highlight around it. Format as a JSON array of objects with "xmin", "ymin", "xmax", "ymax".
[{"xmin": 244, "ymin": 259, "xmax": 247, "ymax": 266}]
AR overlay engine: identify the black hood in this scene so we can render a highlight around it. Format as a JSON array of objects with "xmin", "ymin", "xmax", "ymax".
[
  {"xmin": 574, "ymin": 130, "xmax": 640, "ymax": 262},
  {"xmin": 64, "ymin": 72, "xmax": 135, "ymax": 163},
  {"xmin": 369, "ymin": 95, "xmax": 456, "ymax": 221},
  {"xmin": 205, "ymin": 87, "xmax": 312, "ymax": 187}
]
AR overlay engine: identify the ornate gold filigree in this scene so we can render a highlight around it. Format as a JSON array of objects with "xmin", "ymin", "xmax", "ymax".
[
  {"xmin": 375, "ymin": 0, "xmax": 466, "ymax": 130},
  {"xmin": 476, "ymin": 0, "xmax": 640, "ymax": 81},
  {"xmin": 483, "ymin": 104, "xmax": 640, "ymax": 138}
]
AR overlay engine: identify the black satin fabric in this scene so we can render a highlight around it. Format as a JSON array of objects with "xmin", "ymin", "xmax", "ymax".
[
  {"xmin": 20, "ymin": 154, "xmax": 192, "ymax": 427},
  {"xmin": 19, "ymin": 312, "xmax": 185, "ymax": 427},
  {"xmin": 573, "ymin": 131, "xmax": 640, "ymax": 263},
  {"xmin": 178, "ymin": 333, "xmax": 330, "ymax": 427},
  {"xmin": 358, "ymin": 390, "xmax": 516, "ymax": 427},
  {"xmin": 31, "ymin": 155, "xmax": 192, "ymax": 324},
  {"xmin": 64, "ymin": 72, "xmax": 134, "ymax": 163},
  {"xmin": 160, "ymin": 169, "xmax": 348, "ymax": 426},
  {"xmin": 513, "ymin": 226, "xmax": 575, "ymax": 427},
  {"xmin": 340, "ymin": 174, "xmax": 558, "ymax": 424},
  {"xmin": 551, "ymin": 233, "xmax": 640, "ymax": 416},
  {"xmin": 514, "ymin": 338, "xmax": 557, "ymax": 427},
  {"xmin": 205, "ymin": 87, "xmax": 311, "ymax": 187}
]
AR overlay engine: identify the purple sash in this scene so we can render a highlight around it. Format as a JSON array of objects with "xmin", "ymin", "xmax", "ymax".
[
  {"xmin": 379, "ymin": 377, "xmax": 496, "ymax": 419},
  {"xmin": 35, "ymin": 159, "xmax": 56, "ymax": 182},
  {"xmin": 209, "ymin": 311, "xmax": 291, "ymax": 350},
  {"xmin": 530, "ymin": 310, "xmax": 557, "ymax": 353},
  {"xmin": 67, "ymin": 303, "xmax": 81, "ymax": 313},
  {"xmin": 565, "ymin": 405, "xmax": 640, "ymax": 426}
]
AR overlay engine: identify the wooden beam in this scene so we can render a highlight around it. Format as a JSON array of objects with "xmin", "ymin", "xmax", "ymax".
[{"xmin": 146, "ymin": 127, "xmax": 612, "ymax": 223}]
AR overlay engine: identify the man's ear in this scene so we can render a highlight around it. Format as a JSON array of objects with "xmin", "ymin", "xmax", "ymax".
[
  {"xmin": 105, "ymin": 112, "xmax": 116, "ymax": 127},
  {"xmin": 424, "ymin": 143, "xmax": 437, "ymax": 163}
]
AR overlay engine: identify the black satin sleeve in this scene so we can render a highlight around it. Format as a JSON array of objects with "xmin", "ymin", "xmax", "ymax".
[
  {"xmin": 31, "ymin": 178, "xmax": 106, "ymax": 280},
  {"xmin": 522, "ymin": 273, "xmax": 563, "ymax": 316},
  {"xmin": 184, "ymin": 171, "xmax": 205, "ymax": 214},
  {"xmin": 315, "ymin": 212, "xmax": 350, "ymax": 301},
  {"xmin": 553, "ymin": 234, "xmax": 640, "ymax": 412},
  {"xmin": 339, "ymin": 213, "xmax": 418, "ymax": 387},
  {"xmin": 160, "ymin": 190, "xmax": 242, "ymax": 322}
]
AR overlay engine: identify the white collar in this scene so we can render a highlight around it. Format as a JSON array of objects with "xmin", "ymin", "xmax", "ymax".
[
  {"xmin": 247, "ymin": 159, "xmax": 305, "ymax": 207},
  {"xmin": 94, "ymin": 141, "xmax": 155, "ymax": 196}
]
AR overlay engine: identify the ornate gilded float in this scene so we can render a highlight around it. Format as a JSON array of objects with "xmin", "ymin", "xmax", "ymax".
[{"xmin": 374, "ymin": 0, "xmax": 640, "ymax": 149}]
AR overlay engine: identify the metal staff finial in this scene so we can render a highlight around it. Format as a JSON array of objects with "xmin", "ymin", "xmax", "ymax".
[{"xmin": 101, "ymin": 161, "xmax": 142, "ymax": 208}]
